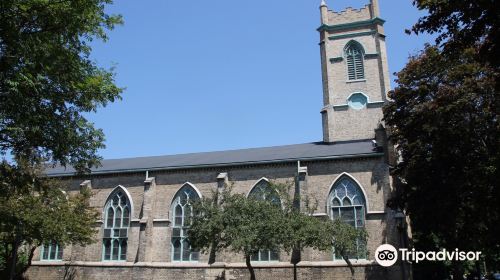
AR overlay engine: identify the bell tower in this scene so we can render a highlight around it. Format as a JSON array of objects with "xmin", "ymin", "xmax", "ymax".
[{"xmin": 318, "ymin": 0, "xmax": 391, "ymax": 142}]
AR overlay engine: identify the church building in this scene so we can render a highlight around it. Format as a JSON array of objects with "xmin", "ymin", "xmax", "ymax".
[{"xmin": 29, "ymin": 1, "xmax": 406, "ymax": 279}]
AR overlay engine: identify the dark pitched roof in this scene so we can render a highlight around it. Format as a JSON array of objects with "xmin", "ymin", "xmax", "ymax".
[{"xmin": 46, "ymin": 139, "xmax": 381, "ymax": 176}]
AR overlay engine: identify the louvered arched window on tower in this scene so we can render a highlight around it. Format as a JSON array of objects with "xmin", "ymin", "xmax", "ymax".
[{"xmin": 344, "ymin": 41, "xmax": 365, "ymax": 80}]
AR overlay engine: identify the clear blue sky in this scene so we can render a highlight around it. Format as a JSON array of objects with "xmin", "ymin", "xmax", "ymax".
[{"xmin": 89, "ymin": 0, "xmax": 434, "ymax": 159}]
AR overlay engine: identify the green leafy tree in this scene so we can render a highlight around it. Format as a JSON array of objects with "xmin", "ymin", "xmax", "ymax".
[
  {"xmin": 385, "ymin": 1, "xmax": 499, "ymax": 278},
  {"xmin": 189, "ymin": 186, "xmax": 286, "ymax": 280},
  {"xmin": 0, "ymin": 0, "xmax": 123, "ymax": 278},
  {"xmin": 188, "ymin": 183, "xmax": 367, "ymax": 280},
  {"xmin": 222, "ymin": 189, "xmax": 284, "ymax": 280},
  {"xmin": 187, "ymin": 189, "xmax": 227, "ymax": 265},
  {"xmin": 325, "ymin": 219, "xmax": 367, "ymax": 278},
  {"xmin": 384, "ymin": 46, "xmax": 499, "ymax": 279},
  {"xmin": 279, "ymin": 198, "xmax": 322, "ymax": 280},
  {"xmin": 189, "ymin": 186, "xmax": 291, "ymax": 280},
  {"xmin": 0, "ymin": 0, "xmax": 123, "ymax": 170},
  {"xmin": 273, "ymin": 183, "xmax": 365, "ymax": 280},
  {"xmin": 409, "ymin": 0, "xmax": 500, "ymax": 69},
  {"xmin": 270, "ymin": 182, "xmax": 367, "ymax": 279},
  {"xmin": 0, "ymin": 160, "xmax": 100, "ymax": 279}
]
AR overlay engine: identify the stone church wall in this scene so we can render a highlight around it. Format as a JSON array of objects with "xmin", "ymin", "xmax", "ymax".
[
  {"xmin": 27, "ymin": 262, "xmax": 401, "ymax": 280},
  {"xmin": 28, "ymin": 156, "xmax": 402, "ymax": 279}
]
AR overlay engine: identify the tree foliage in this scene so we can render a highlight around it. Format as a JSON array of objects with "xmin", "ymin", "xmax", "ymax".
[
  {"xmin": 188, "ymin": 183, "xmax": 367, "ymax": 280},
  {"xmin": 385, "ymin": 1, "xmax": 499, "ymax": 278},
  {"xmin": 189, "ymin": 186, "xmax": 285, "ymax": 280},
  {"xmin": 384, "ymin": 45, "xmax": 499, "ymax": 278},
  {"xmin": 0, "ymin": 160, "xmax": 99, "ymax": 279},
  {"xmin": 410, "ymin": 0, "xmax": 500, "ymax": 69},
  {"xmin": 0, "ymin": 0, "xmax": 123, "ymax": 171},
  {"xmin": 0, "ymin": 0, "xmax": 123, "ymax": 278}
]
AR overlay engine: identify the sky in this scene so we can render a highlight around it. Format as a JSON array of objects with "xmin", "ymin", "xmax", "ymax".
[{"xmin": 88, "ymin": 0, "xmax": 434, "ymax": 159}]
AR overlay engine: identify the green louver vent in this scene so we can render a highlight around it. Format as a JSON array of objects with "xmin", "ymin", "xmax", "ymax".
[{"xmin": 345, "ymin": 43, "xmax": 365, "ymax": 80}]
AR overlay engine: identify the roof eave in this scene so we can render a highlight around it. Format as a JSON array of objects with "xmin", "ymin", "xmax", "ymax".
[{"xmin": 46, "ymin": 152, "xmax": 385, "ymax": 178}]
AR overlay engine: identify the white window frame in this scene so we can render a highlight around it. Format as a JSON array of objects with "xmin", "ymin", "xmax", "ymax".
[
  {"xmin": 170, "ymin": 183, "xmax": 201, "ymax": 262},
  {"xmin": 102, "ymin": 186, "xmax": 131, "ymax": 262},
  {"xmin": 248, "ymin": 178, "xmax": 280, "ymax": 262},
  {"xmin": 328, "ymin": 175, "xmax": 367, "ymax": 260},
  {"xmin": 40, "ymin": 241, "xmax": 63, "ymax": 261}
]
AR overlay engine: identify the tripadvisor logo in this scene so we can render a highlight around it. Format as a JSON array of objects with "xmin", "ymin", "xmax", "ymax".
[
  {"xmin": 375, "ymin": 244, "xmax": 398, "ymax": 267},
  {"xmin": 375, "ymin": 244, "xmax": 482, "ymax": 267}
]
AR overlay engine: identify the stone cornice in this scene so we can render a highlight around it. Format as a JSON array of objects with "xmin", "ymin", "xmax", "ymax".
[{"xmin": 317, "ymin": 17, "xmax": 385, "ymax": 32}]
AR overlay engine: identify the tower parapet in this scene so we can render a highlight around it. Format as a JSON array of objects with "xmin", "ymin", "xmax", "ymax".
[{"xmin": 327, "ymin": 5, "xmax": 372, "ymax": 25}]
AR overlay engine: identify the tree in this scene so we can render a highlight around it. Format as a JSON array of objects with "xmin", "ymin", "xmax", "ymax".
[
  {"xmin": 227, "ymin": 195, "xmax": 288, "ymax": 280},
  {"xmin": 383, "ymin": 45, "xmax": 499, "ymax": 279},
  {"xmin": 187, "ymin": 189, "xmax": 227, "ymax": 265},
  {"xmin": 279, "ymin": 196, "xmax": 323, "ymax": 280},
  {"xmin": 188, "ymin": 183, "xmax": 367, "ymax": 280},
  {"xmin": 409, "ymin": 0, "xmax": 500, "ymax": 69},
  {"xmin": 0, "ymin": 160, "xmax": 98, "ymax": 279},
  {"xmin": 189, "ymin": 186, "xmax": 293, "ymax": 280},
  {"xmin": 325, "ymin": 219, "xmax": 367, "ymax": 278},
  {"xmin": 0, "ymin": 0, "xmax": 123, "ymax": 278},
  {"xmin": 273, "ymin": 183, "xmax": 366, "ymax": 280},
  {"xmin": 0, "ymin": 0, "xmax": 123, "ymax": 170},
  {"xmin": 386, "ymin": 1, "xmax": 499, "ymax": 278}
]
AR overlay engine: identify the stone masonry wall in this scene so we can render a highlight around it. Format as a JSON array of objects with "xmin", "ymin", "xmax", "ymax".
[
  {"xmin": 27, "ymin": 262, "xmax": 402, "ymax": 280},
  {"xmin": 27, "ymin": 156, "xmax": 403, "ymax": 279},
  {"xmin": 319, "ymin": 2, "xmax": 391, "ymax": 143}
]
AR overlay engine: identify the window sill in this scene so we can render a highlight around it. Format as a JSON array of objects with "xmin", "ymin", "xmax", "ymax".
[
  {"xmin": 31, "ymin": 260, "xmax": 378, "ymax": 268},
  {"xmin": 153, "ymin": 218, "xmax": 170, "ymax": 224},
  {"xmin": 367, "ymin": 101, "xmax": 385, "ymax": 108},
  {"xmin": 326, "ymin": 259, "xmax": 373, "ymax": 266},
  {"xmin": 332, "ymin": 104, "xmax": 349, "ymax": 111},
  {"xmin": 312, "ymin": 212, "xmax": 328, "ymax": 218},
  {"xmin": 346, "ymin": 79, "xmax": 366, "ymax": 84}
]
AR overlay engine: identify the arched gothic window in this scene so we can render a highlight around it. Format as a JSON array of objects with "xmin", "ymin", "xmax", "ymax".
[
  {"xmin": 328, "ymin": 175, "xmax": 366, "ymax": 259},
  {"xmin": 171, "ymin": 184, "xmax": 200, "ymax": 262},
  {"xmin": 103, "ymin": 187, "xmax": 131, "ymax": 261},
  {"xmin": 344, "ymin": 41, "xmax": 365, "ymax": 80},
  {"xmin": 249, "ymin": 179, "xmax": 280, "ymax": 262}
]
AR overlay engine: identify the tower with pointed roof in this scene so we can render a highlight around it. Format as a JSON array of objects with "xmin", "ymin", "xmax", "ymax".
[{"xmin": 318, "ymin": 0, "xmax": 391, "ymax": 143}]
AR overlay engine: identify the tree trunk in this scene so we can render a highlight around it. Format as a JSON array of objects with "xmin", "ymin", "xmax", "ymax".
[
  {"xmin": 27, "ymin": 245, "xmax": 36, "ymax": 267},
  {"xmin": 451, "ymin": 261, "xmax": 464, "ymax": 280},
  {"xmin": 245, "ymin": 254, "xmax": 256, "ymax": 280},
  {"xmin": 2, "ymin": 242, "xmax": 11, "ymax": 279},
  {"xmin": 209, "ymin": 192, "xmax": 221, "ymax": 266},
  {"xmin": 20, "ymin": 245, "xmax": 37, "ymax": 276},
  {"xmin": 342, "ymin": 254, "xmax": 355, "ymax": 280},
  {"xmin": 291, "ymin": 246, "xmax": 301, "ymax": 280},
  {"xmin": 208, "ymin": 240, "xmax": 217, "ymax": 265},
  {"xmin": 9, "ymin": 239, "xmax": 20, "ymax": 280},
  {"xmin": 475, "ymin": 261, "xmax": 482, "ymax": 279}
]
